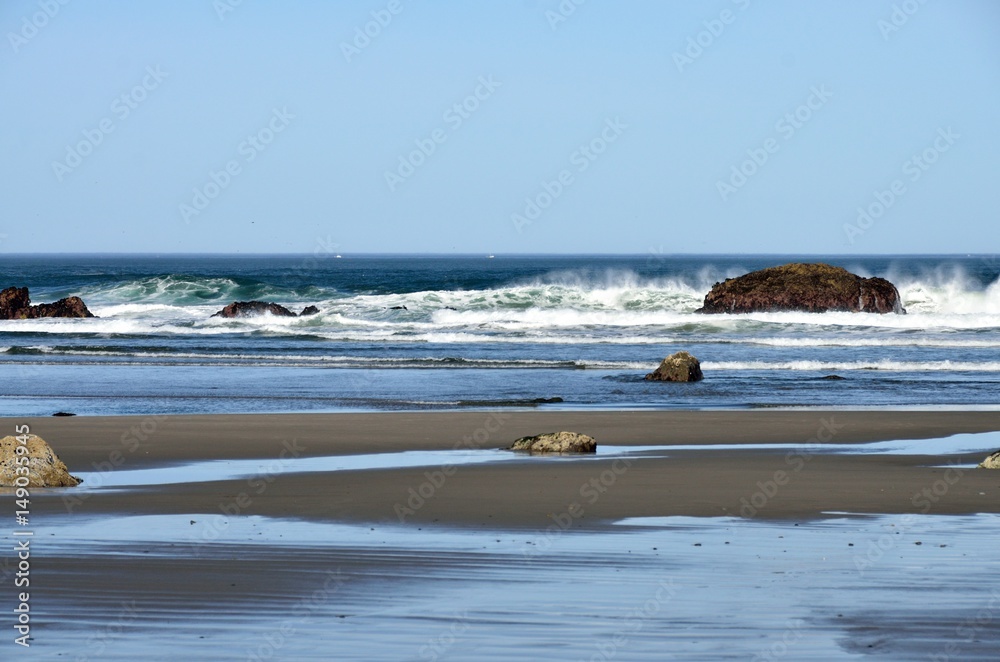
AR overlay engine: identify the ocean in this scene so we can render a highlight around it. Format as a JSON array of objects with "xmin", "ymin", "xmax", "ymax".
[{"xmin": 2, "ymin": 254, "xmax": 998, "ymax": 416}]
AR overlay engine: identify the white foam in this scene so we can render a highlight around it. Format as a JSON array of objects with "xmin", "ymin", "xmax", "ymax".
[{"xmin": 704, "ymin": 359, "xmax": 1000, "ymax": 372}]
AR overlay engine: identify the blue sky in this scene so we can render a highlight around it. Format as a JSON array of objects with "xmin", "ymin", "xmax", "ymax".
[{"xmin": 2, "ymin": 0, "xmax": 998, "ymax": 254}]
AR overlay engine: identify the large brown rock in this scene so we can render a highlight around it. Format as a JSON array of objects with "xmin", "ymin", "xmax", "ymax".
[
  {"xmin": 695, "ymin": 263, "xmax": 905, "ymax": 314},
  {"xmin": 0, "ymin": 286, "xmax": 95, "ymax": 319},
  {"xmin": 510, "ymin": 431, "xmax": 596, "ymax": 454},
  {"xmin": 0, "ymin": 434, "xmax": 81, "ymax": 487},
  {"xmin": 212, "ymin": 301, "xmax": 298, "ymax": 318},
  {"xmin": 645, "ymin": 351, "xmax": 704, "ymax": 382}
]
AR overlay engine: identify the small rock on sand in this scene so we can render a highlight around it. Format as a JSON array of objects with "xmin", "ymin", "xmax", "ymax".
[
  {"xmin": 979, "ymin": 450, "xmax": 1000, "ymax": 469},
  {"xmin": 510, "ymin": 431, "xmax": 596, "ymax": 454}
]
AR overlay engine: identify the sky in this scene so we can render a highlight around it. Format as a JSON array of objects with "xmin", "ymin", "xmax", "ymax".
[{"xmin": 1, "ymin": 0, "xmax": 998, "ymax": 255}]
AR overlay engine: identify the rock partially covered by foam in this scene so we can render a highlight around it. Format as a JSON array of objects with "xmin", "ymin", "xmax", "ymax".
[
  {"xmin": 212, "ymin": 301, "xmax": 298, "ymax": 318},
  {"xmin": 0, "ymin": 434, "xmax": 81, "ymax": 487},
  {"xmin": 696, "ymin": 263, "xmax": 905, "ymax": 314}
]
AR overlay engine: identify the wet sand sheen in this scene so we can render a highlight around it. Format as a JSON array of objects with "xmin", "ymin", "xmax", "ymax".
[{"xmin": 7, "ymin": 411, "xmax": 1000, "ymax": 659}]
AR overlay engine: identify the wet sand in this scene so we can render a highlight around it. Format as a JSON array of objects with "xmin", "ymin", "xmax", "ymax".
[
  {"xmin": 16, "ymin": 410, "xmax": 1000, "ymax": 525},
  {"xmin": 6, "ymin": 410, "xmax": 1000, "ymax": 659}
]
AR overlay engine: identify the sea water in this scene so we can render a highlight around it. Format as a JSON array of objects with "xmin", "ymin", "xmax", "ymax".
[{"xmin": 2, "ymin": 254, "xmax": 998, "ymax": 415}]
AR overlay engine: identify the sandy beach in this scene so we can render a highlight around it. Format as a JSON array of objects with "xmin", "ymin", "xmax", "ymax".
[
  {"xmin": 18, "ymin": 410, "xmax": 1000, "ymax": 525},
  {"xmin": 7, "ymin": 410, "xmax": 1000, "ymax": 659}
]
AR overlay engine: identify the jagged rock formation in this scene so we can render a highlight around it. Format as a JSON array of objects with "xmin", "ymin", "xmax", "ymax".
[{"xmin": 0, "ymin": 287, "xmax": 94, "ymax": 319}]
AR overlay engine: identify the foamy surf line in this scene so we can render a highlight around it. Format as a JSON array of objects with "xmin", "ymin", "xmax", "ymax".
[{"xmin": 4, "ymin": 348, "xmax": 1000, "ymax": 372}]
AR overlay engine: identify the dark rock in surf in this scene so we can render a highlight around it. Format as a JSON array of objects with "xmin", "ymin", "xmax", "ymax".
[
  {"xmin": 645, "ymin": 351, "xmax": 704, "ymax": 382},
  {"xmin": 212, "ymin": 301, "xmax": 298, "ymax": 318},
  {"xmin": 52, "ymin": 412, "xmax": 77, "ymax": 417},
  {"xmin": 0, "ymin": 287, "xmax": 95, "ymax": 319},
  {"xmin": 300, "ymin": 305, "xmax": 320, "ymax": 316},
  {"xmin": 695, "ymin": 263, "xmax": 905, "ymax": 315},
  {"xmin": 389, "ymin": 306, "xmax": 408, "ymax": 310}
]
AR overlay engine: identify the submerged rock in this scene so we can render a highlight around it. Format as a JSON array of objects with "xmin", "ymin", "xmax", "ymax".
[
  {"xmin": 979, "ymin": 451, "xmax": 1000, "ymax": 469},
  {"xmin": 510, "ymin": 431, "xmax": 596, "ymax": 454},
  {"xmin": 212, "ymin": 301, "xmax": 298, "ymax": 318},
  {"xmin": 0, "ymin": 286, "xmax": 95, "ymax": 319},
  {"xmin": 645, "ymin": 351, "xmax": 704, "ymax": 382},
  {"xmin": 0, "ymin": 434, "xmax": 81, "ymax": 487},
  {"xmin": 695, "ymin": 263, "xmax": 905, "ymax": 314},
  {"xmin": 300, "ymin": 305, "xmax": 320, "ymax": 316}
]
